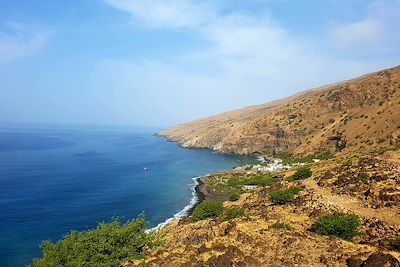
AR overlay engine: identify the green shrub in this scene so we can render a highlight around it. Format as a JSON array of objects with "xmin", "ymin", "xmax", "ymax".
[
  {"xmin": 290, "ymin": 167, "xmax": 312, "ymax": 181},
  {"xmin": 229, "ymin": 191, "xmax": 241, "ymax": 201},
  {"xmin": 222, "ymin": 208, "xmax": 245, "ymax": 221},
  {"xmin": 192, "ymin": 201, "xmax": 223, "ymax": 222},
  {"xmin": 269, "ymin": 187, "xmax": 302, "ymax": 205},
  {"xmin": 31, "ymin": 214, "xmax": 160, "ymax": 267},
  {"xmin": 245, "ymin": 174, "xmax": 276, "ymax": 187},
  {"xmin": 358, "ymin": 172, "xmax": 370, "ymax": 183},
  {"xmin": 270, "ymin": 222, "xmax": 291, "ymax": 230},
  {"xmin": 311, "ymin": 213, "xmax": 360, "ymax": 241}
]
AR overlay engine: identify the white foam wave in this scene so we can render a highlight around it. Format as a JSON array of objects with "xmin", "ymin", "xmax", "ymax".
[{"xmin": 147, "ymin": 175, "xmax": 204, "ymax": 232}]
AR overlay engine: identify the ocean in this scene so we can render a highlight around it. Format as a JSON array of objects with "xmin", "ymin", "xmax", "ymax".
[{"xmin": 0, "ymin": 124, "xmax": 256, "ymax": 267}]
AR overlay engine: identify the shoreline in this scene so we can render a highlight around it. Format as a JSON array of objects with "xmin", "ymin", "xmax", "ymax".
[
  {"xmin": 149, "ymin": 176, "xmax": 208, "ymax": 231},
  {"xmin": 150, "ymin": 173, "xmax": 227, "ymax": 232}
]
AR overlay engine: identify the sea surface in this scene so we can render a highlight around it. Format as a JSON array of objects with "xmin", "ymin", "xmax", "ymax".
[{"xmin": 0, "ymin": 124, "xmax": 256, "ymax": 267}]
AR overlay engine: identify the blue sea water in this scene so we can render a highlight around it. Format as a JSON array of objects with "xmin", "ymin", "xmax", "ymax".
[{"xmin": 0, "ymin": 124, "xmax": 256, "ymax": 267}]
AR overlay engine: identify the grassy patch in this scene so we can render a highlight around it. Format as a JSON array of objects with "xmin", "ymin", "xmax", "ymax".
[
  {"xmin": 288, "ymin": 167, "xmax": 312, "ymax": 181},
  {"xmin": 31, "ymin": 214, "xmax": 161, "ymax": 267},
  {"xmin": 207, "ymin": 173, "xmax": 277, "ymax": 197},
  {"xmin": 269, "ymin": 187, "xmax": 302, "ymax": 205},
  {"xmin": 270, "ymin": 222, "xmax": 291, "ymax": 230},
  {"xmin": 192, "ymin": 201, "xmax": 223, "ymax": 222},
  {"xmin": 222, "ymin": 208, "xmax": 245, "ymax": 221},
  {"xmin": 244, "ymin": 174, "xmax": 276, "ymax": 187},
  {"xmin": 311, "ymin": 213, "xmax": 360, "ymax": 241}
]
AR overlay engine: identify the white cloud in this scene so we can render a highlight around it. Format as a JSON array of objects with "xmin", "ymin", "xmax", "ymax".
[
  {"xmin": 332, "ymin": 20, "xmax": 384, "ymax": 48},
  {"xmin": 103, "ymin": 0, "xmax": 216, "ymax": 28},
  {"xmin": 0, "ymin": 22, "xmax": 52, "ymax": 63},
  {"xmin": 331, "ymin": 0, "xmax": 400, "ymax": 50},
  {"xmin": 100, "ymin": 0, "xmax": 399, "ymax": 124}
]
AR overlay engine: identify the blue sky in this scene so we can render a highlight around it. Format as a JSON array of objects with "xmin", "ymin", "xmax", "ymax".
[{"xmin": 0, "ymin": 0, "xmax": 399, "ymax": 127}]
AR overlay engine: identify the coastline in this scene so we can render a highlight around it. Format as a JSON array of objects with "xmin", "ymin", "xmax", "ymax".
[
  {"xmin": 150, "ymin": 172, "xmax": 228, "ymax": 232},
  {"xmin": 149, "ymin": 176, "xmax": 208, "ymax": 231}
]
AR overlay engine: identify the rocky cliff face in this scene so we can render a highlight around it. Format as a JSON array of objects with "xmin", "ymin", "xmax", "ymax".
[{"xmin": 160, "ymin": 66, "xmax": 400, "ymax": 156}]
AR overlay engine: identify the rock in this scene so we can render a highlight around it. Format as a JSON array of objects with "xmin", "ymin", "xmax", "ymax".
[{"xmin": 361, "ymin": 252, "xmax": 400, "ymax": 267}]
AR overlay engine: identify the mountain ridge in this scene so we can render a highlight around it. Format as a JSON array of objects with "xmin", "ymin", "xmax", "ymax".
[{"xmin": 160, "ymin": 65, "xmax": 400, "ymax": 157}]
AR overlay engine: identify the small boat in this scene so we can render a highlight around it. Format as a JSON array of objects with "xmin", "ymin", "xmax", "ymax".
[{"xmin": 144, "ymin": 166, "xmax": 148, "ymax": 171}]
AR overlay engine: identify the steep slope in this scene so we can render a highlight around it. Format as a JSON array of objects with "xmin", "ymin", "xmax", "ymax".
[{"xmin": 160, "ymin": 66, "xmax": 400, "ymax": 156}]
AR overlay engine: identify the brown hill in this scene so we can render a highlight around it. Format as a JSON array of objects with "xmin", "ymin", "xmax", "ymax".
[{"xmin": 160, "ymin": 66, "xmax": 400, "ymax": 156}]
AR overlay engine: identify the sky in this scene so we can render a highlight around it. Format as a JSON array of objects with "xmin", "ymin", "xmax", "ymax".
[{"xmin": 0, "ymin": 0, "xmax": 399, "ymax": 127}]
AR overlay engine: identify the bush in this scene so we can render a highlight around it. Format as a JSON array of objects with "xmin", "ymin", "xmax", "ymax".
[
  {"xmin": 222, "ymin": 208, "xmax": 245, "ymax": 221},
  {"xmin": 229, "ymin": 191, "xmax": 241, "ymax": 201},
  {"xmin": 192, "ymin": 201, "xmax": 223, "ymax": 222},
  {"xmin": 290, "ymin": 167, "xmax": 312, "ymax": 181},
  {"xmin": 269, "ymin": 187, "xmax": 302, "ymax": 205},
  {"xmin": 270, "ymin": 222, "xmax": 291, "ymax": 230},
  {"xmin": 358, "ymin": 172, "xmax": 370, "ymax": 183},
  {"xmin": 245, "ymin": 174, "xmax": 276, "ymax": 187},
  {"xmin": 31, "ymin": 213, "xmax": 160, "ymax": 267},
  {"xmin": 311, "ymin": 213, "xmax": 360, "ymax": 241}
]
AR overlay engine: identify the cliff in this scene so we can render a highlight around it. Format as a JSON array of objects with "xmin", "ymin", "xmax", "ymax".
[{"xmin": 160, "ymin": 66, "xmax": 400, "ymax": 156}]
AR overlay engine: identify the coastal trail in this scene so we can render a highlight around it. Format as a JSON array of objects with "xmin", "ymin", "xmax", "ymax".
[{"xmin": 302, "ymin": 178, "xmax": 400, "ymax": 226}]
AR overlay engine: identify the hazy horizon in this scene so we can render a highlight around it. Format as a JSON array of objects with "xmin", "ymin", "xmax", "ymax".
[{"xmin": 1, "ymin": 0, "xmax": 400, "ymax": 127}]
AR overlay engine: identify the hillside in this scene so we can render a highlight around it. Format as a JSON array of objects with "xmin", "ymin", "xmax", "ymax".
[
  {"xmin": 159, "ymin": 66, "xmax": 400, "ymax": 156},
  {"xmin": 125, "ymin": 151, "xmax": 400, "ymax": 266}
]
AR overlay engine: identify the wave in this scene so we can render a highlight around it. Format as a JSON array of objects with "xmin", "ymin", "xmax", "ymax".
[{"xmin": 147, "ymin": 175, "xmax": 204, "ymax": 232}]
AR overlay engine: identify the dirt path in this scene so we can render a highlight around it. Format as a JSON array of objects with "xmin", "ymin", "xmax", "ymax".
[{"xmin": 302, "ymin": 178, "xmax": 400, "ymax": 226}]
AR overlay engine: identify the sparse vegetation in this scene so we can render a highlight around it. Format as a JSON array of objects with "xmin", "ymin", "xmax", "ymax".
[
  {"xmin": 207, "ymin": 173, "xmax": 276, "ymax": 198},
  {"xmin": 311, "ymin": 213, "xmax": 360, "ymax": 241},
  {"xmin": 289, "ymin": 167, "xmax": 312, "ymax": 181},
  {"xmin": 222, "ymin": 208, "xmax": 245, "ymax": 221},
  {"xmin": 192, "ymin": 201, "xmax": 223, "ymax": 222},
  {"xmin": 270, "ymin": 222, "xmax": 291, "ymax": 230},
  {"xmin": 269, "ymin": 187, "xmax": 302, "ymax": 205},
  {"xmin": 31, "ymin": 214, "xmax": 161, "ymax": 267}
]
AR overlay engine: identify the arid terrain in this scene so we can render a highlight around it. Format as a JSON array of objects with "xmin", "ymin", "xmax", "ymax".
[
  {"xmin": 126, "ymin": 66, "xmax": 400, "ymax": 267},
  {"xmin": 159, "ymin": 66, "xmax": 400, "ymax": 157}
]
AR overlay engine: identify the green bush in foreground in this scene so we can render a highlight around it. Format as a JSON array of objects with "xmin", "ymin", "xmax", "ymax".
[
  {"xmin": 192, "ymin": 201, "xmax": 223, "ymax": 222},
  {"xmin": 311, "ymin": 213, "xmax": 360, "ymax": 241},
  {"xmin": 270, "ymin": 222, "xmax": 291, "ymax": 230},
  {"xmin": 229, "ymin": 191, "xmax": 241, "ymax": 201},
  {"xmin": 269, "ymin": 187, "xmax": 302, "ymax": 205},
  {"xmin": 222, "ymin": 208, "xmax": 245, "ymax": 221},
  {"xmin": 290, "ymin": 167, "xmax": 312, "ymax": 181},
  {"xmin": 31, "ymin": 213, "xmax": 161, "ymax": 267}
]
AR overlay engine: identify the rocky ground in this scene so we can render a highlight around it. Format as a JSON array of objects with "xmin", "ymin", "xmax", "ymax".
[{"xmin": 123, "ymin": 150, "xmax": 400, "ymax": 267}]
